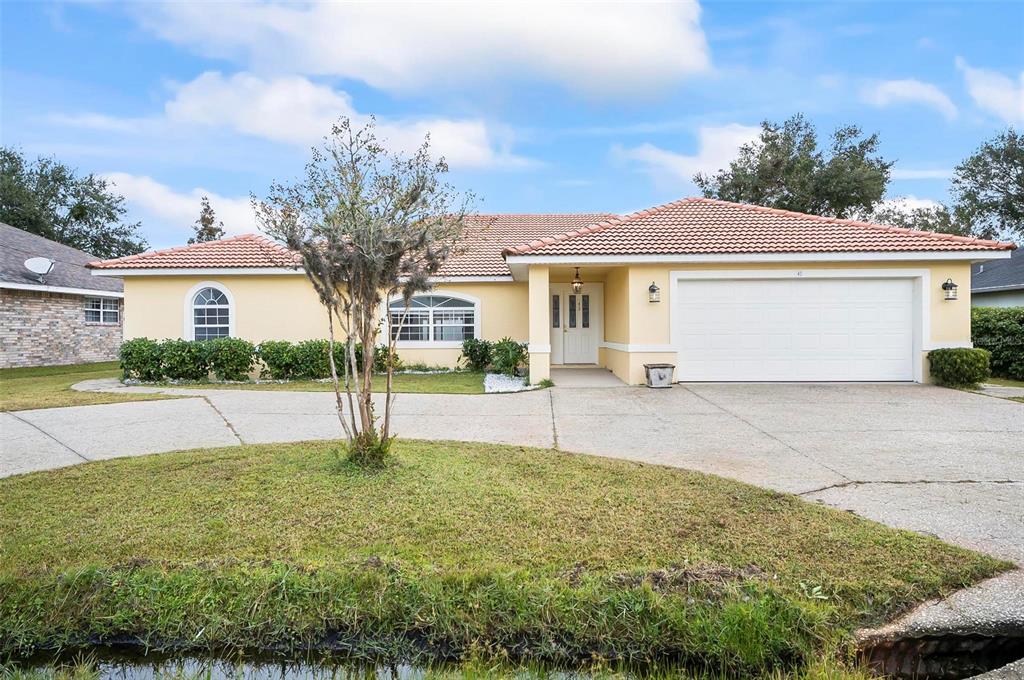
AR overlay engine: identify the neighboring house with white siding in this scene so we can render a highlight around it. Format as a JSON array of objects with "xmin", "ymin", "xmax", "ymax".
[
  {"xmin": 0, "ymin": 222, "xmax": 124, "ymax": 368},
  {"xmin": 972, "ymin": 248, "xmax": 1024, "ymax": 307}
]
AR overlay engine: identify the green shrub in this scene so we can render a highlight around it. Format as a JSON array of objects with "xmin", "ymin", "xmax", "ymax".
[
  {"xmin": 331, "ymin": 341, "xmax": 396, "ymax": 376},
  {"xmin": 928, "ymin": 348, "xmax": 991, "ymax": 388},
  {"xmin": 459, "ymin": 338, "xmax": 493, "ymax": 371},
  {"xmin": 204, "ymin": 338, "xmax": 256, "ymax": 381},
  {"xmin": 159, "ymin": 339, "xmax": 209, "ymax": 381},
  {"xmin": 972, "ymin": 306, "xmax": 1024, "ymax": 380},
  {"xmin": 258, "ymin": 340, "xmax": 296, "ymax": 380},
  {"xmin": 373, "ymin": 343, "xmax": 402, "ymax": 373},
  {"xmin": 292, "ymin": 339, "xmax": 331, "ymax": 379},
  {"xmin": 119, "ymin": 338, "xmax": 162, "ymax": 381},
  {"xmin": 491, "ymin": 337, "xmax": 528, "ymax": 377}
]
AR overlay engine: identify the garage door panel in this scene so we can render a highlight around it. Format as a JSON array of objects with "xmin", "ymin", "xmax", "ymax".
[{"xmin": 675, "ymin": 278, "xmax": 914, "ymax": 382}]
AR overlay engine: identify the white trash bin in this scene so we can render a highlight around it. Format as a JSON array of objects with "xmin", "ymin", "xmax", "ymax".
[{"xmin": 643, "ymin": 363, "xmax": 675, "ymax": 388}]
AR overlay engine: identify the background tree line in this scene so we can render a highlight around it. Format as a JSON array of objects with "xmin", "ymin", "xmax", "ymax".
[
  {"xmin": 695, "ymin": 114, "xmax": 1022, "ymax": 242},
  {"xmin": 0, "ymin": 118, "xmax": 1020, "ymax": 262},
  {"xmin": 0, "ymin": 147, "xmax": 228, "ymax": 258}
]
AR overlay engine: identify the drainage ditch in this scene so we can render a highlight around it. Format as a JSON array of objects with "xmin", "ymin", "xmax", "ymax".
[{"xmin": 858, "ymin": 633, "xmax": 1024, "ymax": 679}]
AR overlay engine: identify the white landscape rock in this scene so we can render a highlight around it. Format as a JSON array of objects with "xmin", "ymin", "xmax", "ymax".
[{"xmin": 484, "ymin": 373, "xmax": 533, "ymax": 393}]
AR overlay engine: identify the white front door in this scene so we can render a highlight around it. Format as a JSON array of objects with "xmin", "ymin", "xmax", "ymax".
[{"xmin": 550, "ymin": 283, "xmax": 602, "ymax": 365}]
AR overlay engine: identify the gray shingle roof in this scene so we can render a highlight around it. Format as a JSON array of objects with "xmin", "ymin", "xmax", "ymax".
[
  {"xmin": 972, "ymin": 248, "xmax": 1024, "ymax": 293},
  {"xmin": 0, "ymin": 222, "xmax": 122, "ymax": 294}
]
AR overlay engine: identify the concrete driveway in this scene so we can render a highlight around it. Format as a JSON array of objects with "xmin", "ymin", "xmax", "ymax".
[{"xmin": 3, "ymin": 379, "xmax": 1022, "ymax": 565}]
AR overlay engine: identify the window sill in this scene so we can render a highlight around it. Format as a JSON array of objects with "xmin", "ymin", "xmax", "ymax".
[
  {"xmin": 393, "ymin": 341, "xmax": 467, "ymax": 349},
  {"xmin": 85, "ymin": 322, "xmax": 120, "ymax": 326}
]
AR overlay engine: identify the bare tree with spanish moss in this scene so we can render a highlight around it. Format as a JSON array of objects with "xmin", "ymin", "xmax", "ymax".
[{"xmin": 253, "ymin": 118, "xmax": 473, "ymax": 466}]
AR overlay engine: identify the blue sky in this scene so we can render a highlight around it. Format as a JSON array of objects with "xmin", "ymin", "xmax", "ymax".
[{"xmin": 2, "ymin": 1, "xmax": 1022, "ymax": 248}]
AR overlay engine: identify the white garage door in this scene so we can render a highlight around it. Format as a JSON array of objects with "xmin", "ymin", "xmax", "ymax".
[{"xmin": 674, "ymin": 278, "xmax": 915, "ymax": 382}]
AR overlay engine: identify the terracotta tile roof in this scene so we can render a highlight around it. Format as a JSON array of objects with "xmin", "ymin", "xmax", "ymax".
[
  {"xmin": 438, "ymin": 213, "xmax": 617, "ymax": 277},
  {"xmin": 88, "ymin": 234, "xmax": 302, "ymax": 270},
  {"xmin": 88, "ymin": 215, "xmax": 617, "ymax": 276},
  {"xmin": 502, "ymin": 197, "xmax": 1016, "ymax": 257}
]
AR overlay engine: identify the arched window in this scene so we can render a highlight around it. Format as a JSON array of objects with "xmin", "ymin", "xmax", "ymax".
[
  {"xmin": 192, "ymin": 286, "xmax": 231, "ymax": 340},
  {"xmin": 388, "ymin": 293, "xmax": 478, "ymax": 345}
]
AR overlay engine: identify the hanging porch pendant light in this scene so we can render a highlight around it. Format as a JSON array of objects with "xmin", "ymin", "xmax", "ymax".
[{"xmin": 571, "ymin": 267, "xmax": 584, "ymax": 294}]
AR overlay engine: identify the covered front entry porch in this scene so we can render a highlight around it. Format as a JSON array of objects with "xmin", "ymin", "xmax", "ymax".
[
  {"xmin": 550, "ymin": 366, "xmax": 625, "ymax": 387},
  {"xmin": 525, "ymin": 264, "xmax": 676, "ymax": 385}
]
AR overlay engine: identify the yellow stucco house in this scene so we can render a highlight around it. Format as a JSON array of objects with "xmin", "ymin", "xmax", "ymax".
[{"xmin": 90, "ymin": 197, "xmax": 1015, "ymax": 385}]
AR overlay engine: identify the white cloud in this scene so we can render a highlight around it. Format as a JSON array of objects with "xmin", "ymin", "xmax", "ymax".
[
  {"xmin": 129, "ymin": 1, "xmax": 710, "ymax": 97},
  {"xmin": 615, "ymin": 124, "xmax": 761, "ymax": 186},
  {"xmin": 860, "ymin": 79, "xmax": 957, "ymax": 120},
  {"xmin": 164, "ymin": 72, "xmax": 350, "ymax": 146},
  {"xmin": 879, "ymin": 195, "xmax": 943, "ymax": 212},
  {"xmin": 955, "ymin": 57, "xmax": 1024, "ymax": 124},
  {"xmin": 62, "ymin": 72, "xmax": 526, "ymax": 169},
  {"xmin": 890, "ymin": 168, "xmax": 952, "ymax": 180},
  {"xmin": 103, "ymin": 173, "xmax": 256, "ymax": 246}
]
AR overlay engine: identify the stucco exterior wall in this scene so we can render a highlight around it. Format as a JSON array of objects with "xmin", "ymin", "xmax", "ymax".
[
  {"xmin": 121, "ymin": 274, "xmax": 529, "ymax": 369},
  {"xmin": 118, "ymin": 259, "xmax": 978, "ymax": 382},
  {"xmin": 589, "ymin": 261, "xmax": 975, "ymax": 384},
  {"xmin": 603, "ymin": 267, "xmax": 629, "ymax": 344},
  {"xmin": 123, "ymin": 275, "xmax": 323, "ymax": 342},
  {"xmin": 0, "ymin": 288, "xmax": 122, "ymax": 368}
]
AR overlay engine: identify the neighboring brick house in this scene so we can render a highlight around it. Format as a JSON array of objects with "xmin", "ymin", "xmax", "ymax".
[{"xmin": 1, "ymin": 222, "xmax": 124, "ymax": 368}]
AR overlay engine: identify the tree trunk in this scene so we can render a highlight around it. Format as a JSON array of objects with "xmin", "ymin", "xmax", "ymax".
[
  {"xmin": 325, "ymin": 308, "xmax": 353, "ymax": 440},
  {"xmin": 338, "ymin": 307, "xmax": 360, "ymax": 437}
]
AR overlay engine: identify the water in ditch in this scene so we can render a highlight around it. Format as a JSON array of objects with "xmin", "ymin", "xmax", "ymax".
[{"xmin": 10, "ymin": 637, "xmax": 1024, "ymax": 680}]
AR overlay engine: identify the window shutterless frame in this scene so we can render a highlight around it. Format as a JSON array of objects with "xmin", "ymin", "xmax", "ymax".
[
  {"xmin": 183, "ymin": 281, "xmax": 235, "ymax": 340},
  {"xmin": 386, "ymin": 292, "xmax": 481, "ymax": 348},
  {"xmin": 84, "ymin": 297, "xmax": 119, "ymax": 324}
]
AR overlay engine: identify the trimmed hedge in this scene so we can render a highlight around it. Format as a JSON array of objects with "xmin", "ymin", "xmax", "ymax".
[
  {"xmin": 159, "ymin": 339, "xmax": 209, "ymax": 381},
  {"xmin": 205, "ymin": 338, "xmax": 256, "ymax": 381},
  {"xmin": 291, "ymin": 339, "xmax": 333, "ymax": 379},
  {"xmin": 928, "ymin": 348, "xmax": 991, "ymax": 388},
  {"xmin": 119, "ymin": 338, "xmax": 163, "ymax": 382},
  {"xmin": 971, "ymin": 306, "xmax": 1024, "ymax": 380},
  {"xmin": 257, "ymin": 340, "xmax": 296, "ymax": 380},
  {"xmin": 119, "ymin": 338, "xmax": 404, "ymax": 383}
]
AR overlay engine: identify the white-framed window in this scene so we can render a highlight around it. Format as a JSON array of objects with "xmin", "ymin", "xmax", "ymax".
[
  {"xmin": 84, "ymin": 297, "xmax": 119, "ymax": 324},
  {"xmin": 192, "ymin": 287, "xmax": 231, "ymax": 340},
  {"xmin": 387, "ymin": 293, "xmax": 479, "ymax": 347},
  {"xmin": 183, "ymin": 281, "xmax": 236, "ymax": 340}
]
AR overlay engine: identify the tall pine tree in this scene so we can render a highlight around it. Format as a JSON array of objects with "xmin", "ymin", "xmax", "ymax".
[{"xmin": 188, "ymin": 196, "xmax": 225, "ymax": 244}]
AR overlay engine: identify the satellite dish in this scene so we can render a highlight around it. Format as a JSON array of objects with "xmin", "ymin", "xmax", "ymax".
[{"xmin": 24, "ymin": 257, "xmax": 55, "ymax": 282}]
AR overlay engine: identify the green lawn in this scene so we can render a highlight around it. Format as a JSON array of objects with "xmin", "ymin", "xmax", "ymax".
[
  {"xmin": 0, "ymin": 362, "xmax": 175, "ymax": 412},
  {"xmin": 0, "ymin": 440, "xmax": 1006, "ymax": 676},
  {"xmin": 0, "ymin": 364, "xmax": 485, "ymax": 412},
  {"xmin": 168, "ymin": 370, "xmax": 486, "ymax": 394},
  {"xmin": 985, "ymin": 376, "xmax": 1024, "ymax": 389}
]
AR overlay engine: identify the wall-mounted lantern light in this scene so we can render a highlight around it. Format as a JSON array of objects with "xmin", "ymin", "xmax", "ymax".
[
  {"xmin": 571, "ymin": 267, "xmax": 584, "ymax": 294},
  {"xmin": 941, "ymin": 278, "xmax": 958, "ymax": 301},
  {"xmin": 648, "ymin": 282, "xmax": 661, "ymax": 303}
]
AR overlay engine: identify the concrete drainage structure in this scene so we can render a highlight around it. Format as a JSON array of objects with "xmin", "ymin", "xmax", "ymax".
[
  {"xmin": 858, "ymin": 633, "xmax": 1024, "ymax": 678},
  {"xmin": 856, "ymin": 571, "xmax": 1024, "ymax": 679}
]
